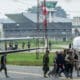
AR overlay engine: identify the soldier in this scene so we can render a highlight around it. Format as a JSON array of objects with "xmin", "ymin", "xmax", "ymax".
[
  {"xmin": 27, "ymin": 41, "xmax": 30, "ymax": 51},
  {"xmin": 43, "ymin": 48, "xmax": 49, "ymax": 78},
  {"xmin": 14, "ymin": 42, "xmax": 18, "ymax": 50},
  {"xmin": 65, "ymin": 49, "xmax": 74, "ymax": 79},
  {"xmin": 0, "ymin": 54, "xmax": 9, "ymax": 78},
  {"xmin": 69, "ymin": 43, "xmax": 72, "ymax": 49},
  {"xmin": 22, "ymin": 42, "xmax": 25, "ymax": 49},
  {"xmin": 74, "ymin": 50, "xmax": 80, "ymax": 77},
  {"xmin": 49, "ymin": 41, "xmax": 52, "ymax": 50}
]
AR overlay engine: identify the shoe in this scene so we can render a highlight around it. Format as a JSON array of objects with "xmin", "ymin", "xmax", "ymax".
[
  {"xmin": 6, "ymin": 76, "xmax": 9, "ymax": 78},
  {"xmin": 70, "ymin": 76, "xmax": 73, "ymax": 79},
  {"xmin": 59, "ymin": 74, "xmax": 62, "ymax": 77},
  {"xmin": 77, "ymin": 75, "xmax": 80, "ymax": 77},
  {"xmin": 44, "ymin": 76, "xmax": 48, "ymax": 78},
  {"xmin": 44, "ymin": 75, "xmax": 48, "ymax": 78},
  {"xmin": 48, "ymin": 73, "xmax": 50, "ymax": 77}
]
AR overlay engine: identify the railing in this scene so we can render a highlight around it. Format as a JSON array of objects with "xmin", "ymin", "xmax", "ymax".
[{"xmin": 0, "ymin": 48, "xmax": 44, "ymax": 55}]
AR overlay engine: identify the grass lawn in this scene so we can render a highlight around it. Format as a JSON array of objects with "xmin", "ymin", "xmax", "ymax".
[
  {"xmin": 5, "ymin": 52, "xmax": 55, "ymax": 66},
  {"xmin": 0, "ymin": 40, "xmax": 71, "ymax": 66}
]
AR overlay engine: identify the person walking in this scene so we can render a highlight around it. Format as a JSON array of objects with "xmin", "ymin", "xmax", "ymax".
[
  {"xmin": 65, "ymin": 49, "xmax": 74, "ymax": 79},
  {"xmin": 43, "ymin": 48, "xmax": 49, "ymax": 78},
  {"xmin": 74, "ymin": 50, "xmax": 80, "ymax": 77},
  {"xmin": 56, "ymin": 51, "xmax": 65, "ymax": 77},
  {"xmin": 48, "ymin": 51, "xmax": 58, "ymax": 77},
  {"xmin": 0, "ymin": 54, "xmax": 9, "ymax": 78}
]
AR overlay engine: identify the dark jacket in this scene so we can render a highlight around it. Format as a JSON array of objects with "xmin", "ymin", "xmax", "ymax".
[
  {"xmin": 1, "ymin": 55, "xmax": 6, "ymax": 65},
  {"xmin": 43, "ymin": 54, "xmax": 49, "ymax": 71},
  {"xmin": 56, "ymin": 54, "xmax": 65, "ymax": 65},
  {"xmin": 43, "ymin": 54, "xmax": 49, "ymax": 66}
]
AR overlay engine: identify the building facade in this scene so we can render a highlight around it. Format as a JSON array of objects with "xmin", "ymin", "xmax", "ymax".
[
  {"xmin": 2, "ymin": 12, "xmax": 72, "ymax": 41},
  {"xmin": 0, "ymin": 1, "xmax": 72, "ymax": 41},
  {"xmin": 72, "ymin": 17, "xmax": 80, "ymax": 37}
]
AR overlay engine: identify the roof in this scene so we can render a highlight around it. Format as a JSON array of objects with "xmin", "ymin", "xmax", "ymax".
[
  {"xmin": 0, "ymin": 18, "xmax": 15, "ymax": 24},
  {"xmin": 53, "ymin": 16, "xmax": 71, "ymax": 23},
  {"xmin": 23, "ymin": 12, "xmax": 71, "ymax": 23},
  {"xmin": 6, "ymin": 13, "xmax": 34, "ymax": 23},
  {"xmin": 6, "ymin": 12, "xmax": 71, "ymax": 24},
  {"xmin": 23, "ymin": 12, "xmax": 43, "ymax": 23}
]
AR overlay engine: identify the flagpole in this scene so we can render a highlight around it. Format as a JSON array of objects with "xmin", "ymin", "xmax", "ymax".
[
  {"xmin": 36, "ymin": 0, "xmax": 40, "ymax": 59},
  {"xmin": 43, "ymin": 0, "xmax": 48, "ymax": 50}
]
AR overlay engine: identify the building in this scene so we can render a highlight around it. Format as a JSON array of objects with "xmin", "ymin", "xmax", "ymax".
[
  {"xmin": 0, "ymin": 1, "xmax": 72, "ymax": 41},
  {"xmin": 5, "ymin": 12, "xmax": 72, "ymax": 41},
  {"xmin": 72, "ymin": 17, "xmax": 80, "ymax": 26},
  {"xmin": 72, "ymin": 17, "xmax": 80, "ymax": 37},
  {"xmin": 0, "ymin": 18, "xmax": 15, "ymax": 38},
  {"xmin": 54, "ymin": 7, "xmax": 67, "ymax": 18}
]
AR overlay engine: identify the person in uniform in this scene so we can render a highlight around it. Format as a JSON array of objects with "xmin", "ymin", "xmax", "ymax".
[
  {"xmin": 22, "ymin": 42, "xmax": 25, "ymax": 49},
  {"xmin": 65, "ymin": 49, "xmax": 74, "ymax": 79},
  {"xmin": 0, "ymin": 54, "xmax": 9, "ymax": 78},
  {"xmin": 43, "ymin": 48, "xmax": 49, "ymax": 78},
  {"xmin": 49, "ymin": 41, "xmax": 52, "ymax": 50},
  {"xmin": 27, "ymin": 41, "xmax": 30, "ymax": 51},
  {"xmin": 74, "ymin": 50, "xmax": 80, "ymax": 77}
]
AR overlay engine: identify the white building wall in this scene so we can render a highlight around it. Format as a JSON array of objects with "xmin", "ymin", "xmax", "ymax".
[{"xmin": 0, "ymin": 23, "xmax": 4, "ymax": 38}]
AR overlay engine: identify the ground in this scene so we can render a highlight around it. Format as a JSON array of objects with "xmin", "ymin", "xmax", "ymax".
[{"xmin": 0, "ymin": 65, "xmax": 80, "ymax": 80}]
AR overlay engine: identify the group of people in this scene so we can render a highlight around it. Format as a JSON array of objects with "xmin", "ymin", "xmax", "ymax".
[
  {"xmin": 5, "ymin": 41, "xmax": 31, "ymax": 50},
  {"xmin": 0, "ymin": 46, "xmax": 80, "ymax": 79},
  {"xmin": 22, "ymin": 41, "xmax": 30, "ymax": 49},
  {"xmin": 42, "ymin": 48, "xmax": 80, "ymax": 79}
]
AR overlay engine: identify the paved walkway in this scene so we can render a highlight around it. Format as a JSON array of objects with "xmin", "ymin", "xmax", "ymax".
[{"xmin": 0, "ymin": 65, "xmax": 80, "ymax": 80}]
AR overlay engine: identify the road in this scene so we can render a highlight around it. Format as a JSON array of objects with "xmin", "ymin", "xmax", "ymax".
[{"xmin": 0, "ymin": 65, "xmax": 80, "ymax": 80}]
